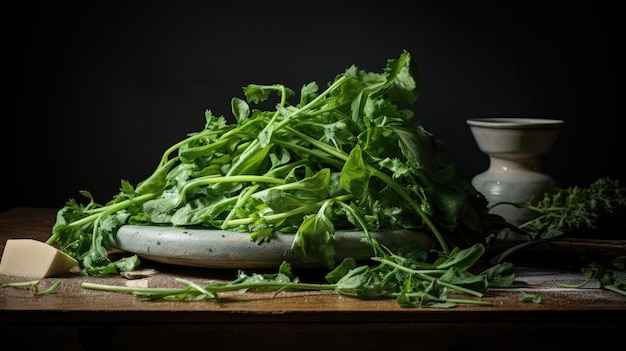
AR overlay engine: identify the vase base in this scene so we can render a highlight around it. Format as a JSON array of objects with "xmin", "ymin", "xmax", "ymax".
[{"xmin": 472, "ymin": 172, "xmax": 557, "ymax": 225}]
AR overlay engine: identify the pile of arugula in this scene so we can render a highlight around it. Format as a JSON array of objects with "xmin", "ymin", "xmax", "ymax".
[{"xmin": 46, "ymin": 50, "xmax": 515, "ymax": 307}]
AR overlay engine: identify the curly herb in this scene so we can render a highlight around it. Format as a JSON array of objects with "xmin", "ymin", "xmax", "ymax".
[{"xmin": 493, "ymin": 177, "xmax": 626, "ymax": 241}]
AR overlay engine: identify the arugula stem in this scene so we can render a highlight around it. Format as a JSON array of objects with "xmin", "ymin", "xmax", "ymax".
[
  {"xmin": 0, "ymin": 280, "xmax": 40, "ymax": 288},
  {"xmin": 223, "ymin": 194, "xmax": 354, "ymax": 227},
  {"xmin": 36, "ymin": 280, "xmax": 62, "ymax": 295},
  {"xmin": 158, "ymin": 128, "xmax": 226, "ymax": 165},
  {"xmin": 157, "ymin": 128, "xmax": 222, "ymax": 166},
  {"xmin": 0, "ymin": 280, "xmax": 61, "ymax": 296},
  {"xmin": 603, "ymin": 285, "xmax": 626, "ymax": 297},
  {"xmin": 335, "ymin": 201, "xmax": 386, "ymax": 257},
  {"xmin": 222, "ymin": 184, "xmax": 259, "ymax": 229},
  {"xmin": 82, "ymin": 280, "xmax": 337, "ymax": 296},
  {"xmin": 273, "ymin": 76, "xmax": 352, "ymax": 131},
  {"xmin": 178, "ymin": 134, "xmax": 239, "ymax": 161},
  {"xmin": 175, "ymin": 174, "xmax": 285, "ymax": 206},
  {"xmin": 176, "ymin": 278, "xmax": 219, "ymax": 299},
  {"xmin": 46, "ymin": 192, "xmax": 158, "ymax": 245},
  {"xmin": 442, "ymin": 298, "xmax": 493, "ymax": 306},
  {"xmin": 271, "ymin": 138, "xmax": 344, "ymax": 169}
]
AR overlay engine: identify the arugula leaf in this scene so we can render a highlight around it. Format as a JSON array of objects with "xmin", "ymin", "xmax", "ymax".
[
  {"xmin": 291, "ymin": 204, "xmax": 337, "ymax": 269},
  {"xmin": 558, "ymin": 257, "xmax": 626, "ymax": 297},
  {"xmin": 519, "ymin": 291, "xmax": 542, "ymax": 303}
]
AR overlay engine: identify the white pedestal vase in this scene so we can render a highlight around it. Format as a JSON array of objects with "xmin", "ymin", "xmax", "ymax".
[{"xmin": 467, "ymin": 117, "xmax": 564, "ymax": 240}]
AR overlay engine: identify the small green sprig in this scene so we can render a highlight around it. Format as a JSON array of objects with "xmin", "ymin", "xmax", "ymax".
[
  {"xmin": 519, "ymin": 291, "xmax": 542, "ymax": 303},
  {"xmin": 558, "ymin": 256, "xmax": 626, "ymax": 297},
  {"xmin": 494, "ymin": 177, "xmax": 626, "ymax": 241}
]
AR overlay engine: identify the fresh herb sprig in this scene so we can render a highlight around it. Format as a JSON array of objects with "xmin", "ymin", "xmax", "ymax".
[
  {"xmin": 492, "ymin": 177, "xmax": 626, "ymax": 241},
  {"xmin": 48, "ymin": 50, "xmax": 507, "ymax": 276}
]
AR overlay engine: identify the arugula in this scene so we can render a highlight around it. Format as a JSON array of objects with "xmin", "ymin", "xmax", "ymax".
[
  {"xmin": 47, "ymin": 50, "xmax": 508, "ymax": 276},
  {"xmin": 82, "ymin": 245, "xmax": 515, "ymax": 308},
  {"xmin": 558, "ymin": 256, "xmax": 626, "ymax": 297},
  {"xmin": 519, "ymin": 291, "xmax": 542, "ymax": 303}
]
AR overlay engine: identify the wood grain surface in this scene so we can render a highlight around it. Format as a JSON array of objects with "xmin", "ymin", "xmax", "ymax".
[{"xmin": 1, "ymin": 207, "xmax": 624, "ymax": 350}]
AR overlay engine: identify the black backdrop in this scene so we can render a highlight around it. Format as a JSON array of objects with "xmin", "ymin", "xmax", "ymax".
[{"xmin": 7, "ymin": 1, "xmax": 622, "ymax": 213}]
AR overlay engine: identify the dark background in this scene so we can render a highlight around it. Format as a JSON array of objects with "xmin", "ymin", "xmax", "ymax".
[{"xmin": 6, "ymin": 1, "xmax": 622, "ymax": 213}]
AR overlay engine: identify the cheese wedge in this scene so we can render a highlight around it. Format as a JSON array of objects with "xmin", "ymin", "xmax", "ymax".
[{"xmin": 0, "ymin": 239, "xmax": 78, "ymax": 278}]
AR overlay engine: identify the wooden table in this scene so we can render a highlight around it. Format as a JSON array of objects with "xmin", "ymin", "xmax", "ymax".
[{"xmin": 1, "ymin": 208, "xmax": 624, "ymax": 350}]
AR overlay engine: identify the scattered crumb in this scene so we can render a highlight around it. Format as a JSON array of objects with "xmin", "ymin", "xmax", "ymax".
[
  {"xmin": 125, "ymin": 278, "xmax": 149, "ymax": 288},
  {"xmin": 120, "ymin": 269, "xmax": 158, "ymax": 280}
]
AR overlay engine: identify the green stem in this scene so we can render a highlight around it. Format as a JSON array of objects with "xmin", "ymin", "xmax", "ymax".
[
  {"xmin": 273, "ymin": 76, "xmax": 351, "ymax": 131},
  {"xmin": 440, "ymin": 298, "xmax": 493, "ymax": 306},
  {"xmin": 603, "ymin": 285, "xmax": 626, "ymax": 297},
  {"xmin": 46, "ymin": 193, "xmax": 158, "ymax": 245},
  {"xmin": 271, "ymin": 138, "xmax": 344, "ymax": 169},
  {"xmin": 0, "ymin": 280, "xmax": 40, "ymax": 288},
  {"xmin": 159, "ymin": 128, "xmax": 227, "ymax": 165},
  {"xmin": 222, "ymin": 194, "xmax": 354, "ymax": 227},
  {"xmin": 175, "ymin": 175, "xmax": 286, "ymax": 206},
  {"xmin": 335, "ymin": 201, "xmax": 384, "ymax": 257},
  {"xmin": 36, "ymin": 281, "xmax": 62, "ymax": 295},
  {"xmin": 82, "ymin": 280, "xmax": 337, "ymax": 295},
  {"xmin": 221, "ymin": 185, "xmax": 260, "ymax": 229}
]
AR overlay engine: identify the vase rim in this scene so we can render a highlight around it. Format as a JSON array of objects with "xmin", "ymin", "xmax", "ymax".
[{"xmin": 467, "ymin": 117, "xmax": 564, "ymax": 128}]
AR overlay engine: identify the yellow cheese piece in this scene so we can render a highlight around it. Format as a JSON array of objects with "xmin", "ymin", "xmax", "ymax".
[{"xmin": 0, "ymin": 239, "xmax": 78, "ymax": 278}]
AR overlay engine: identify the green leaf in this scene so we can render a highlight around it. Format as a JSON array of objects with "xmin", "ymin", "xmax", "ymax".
[
  {"xmin": 480, "ymin": 262, "xmax": 516, "ymax": 288},
  {"xmin": 231, "ymin": 97, "xmax": 250, "ymax": 124},
  {"xmin": 381, "ymin": 49, "xmax": 421, "ymax": 104},
  {"xmin": 291, "ymin": 211, "xmax": 336, "ymax": 269},
  {"xmin": 439, "ymin": 267, "xmax": 488, "ymax": 293},
  {"xmin": 519, "ymin": 291, "xmax": 542, "ymax": 303},
  {"xmin": 243, "ymin": 84, "xmax": 295, "ymax": 104},
  {"xmin": 113, "ymin": 255, "xmax": 141, "ymax": 272},
  {"xmin": 340, "ymin": 145, "xmax": 371, "ymax": 203},
  {"xmin": 325, "ymin": 257, "xmax": 357, "ymax": 284},
  {"xmin": 434, "ymin": 244, "xmax": 485, "ymax": 271}
]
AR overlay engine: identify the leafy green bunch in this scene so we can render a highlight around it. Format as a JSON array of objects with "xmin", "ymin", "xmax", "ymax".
[{"xmin": 47, "ymin": 50, "xmax": 507, "ymax": 276}]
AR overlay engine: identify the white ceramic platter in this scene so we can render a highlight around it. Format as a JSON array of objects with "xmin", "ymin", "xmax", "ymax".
[{"xmin": 109, "ymin": 225, "xmax": 433, "ymax": 269}]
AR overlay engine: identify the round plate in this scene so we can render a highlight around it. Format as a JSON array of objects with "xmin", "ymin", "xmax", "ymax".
[{"xmin": 108, "ymin": 225, "xmax": 433, "ymax": 269}]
